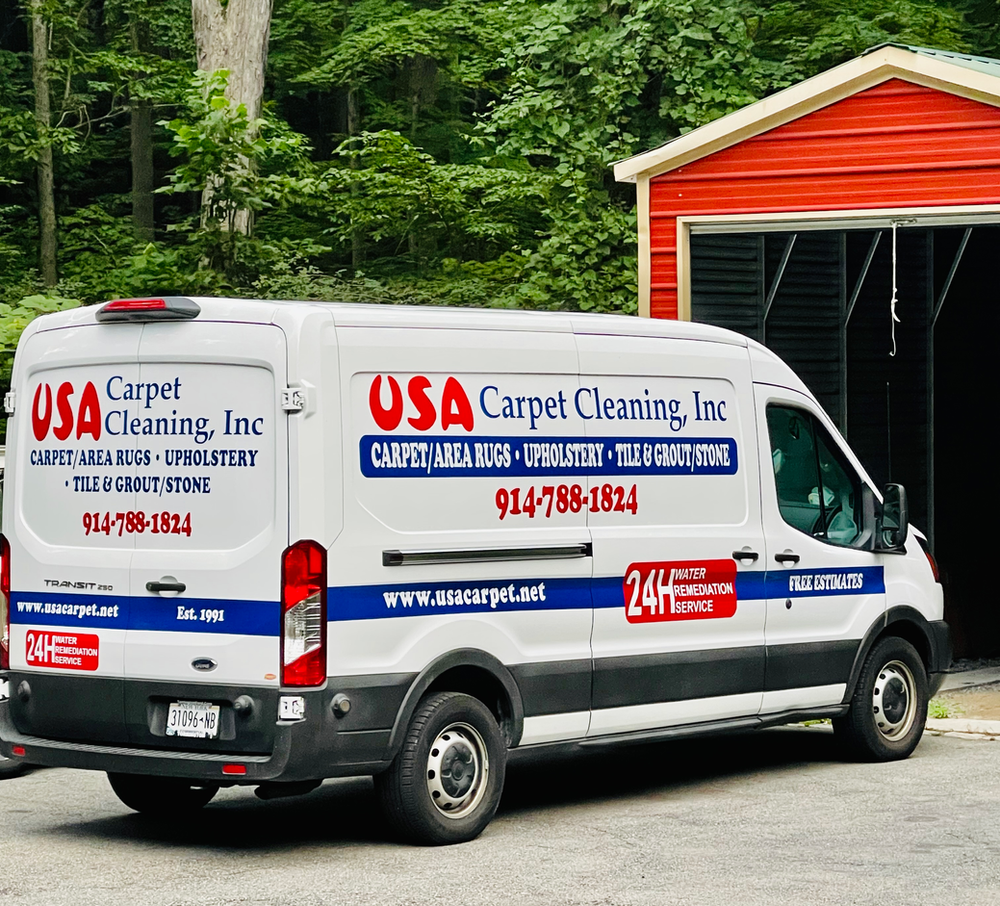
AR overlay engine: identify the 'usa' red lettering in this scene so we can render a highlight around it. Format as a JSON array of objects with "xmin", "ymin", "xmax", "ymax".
[
  {"xmin": 368, "ymin": 375, "xmax": 474, "ymax": 432},
  {"xmin": 30, "ymin": 381, "xmax": 102, "ymax": 442}
]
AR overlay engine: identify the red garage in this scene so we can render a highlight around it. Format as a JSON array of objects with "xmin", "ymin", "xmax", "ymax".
[{"xmin": 615, "ymin": 44, "xmax": 1000, "ymax": 655}]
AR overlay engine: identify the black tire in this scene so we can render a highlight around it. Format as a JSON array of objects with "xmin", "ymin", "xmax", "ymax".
[
  {"xmin": 375, "ymin": 692, "xmax": 506, "ymax": 845},
  {"xmin": 107, "ymin": 773, "xmax": 219, "ymax": 816},
  {"xmin": 834, "ymin": 636, "xmax": 928, "ymax": 762}
]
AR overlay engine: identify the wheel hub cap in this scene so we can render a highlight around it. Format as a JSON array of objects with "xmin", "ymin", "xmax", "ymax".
[
  {"xmin": 426, "ymin": 722, "xmax": 489, "ymax": 819},
  {"xmin": 440, "ymin": 741, "xmax": 475, "ymax": 798},
  {"xmin": 872, "ymin": 660, "xmax": 917, "ymax": 740}
]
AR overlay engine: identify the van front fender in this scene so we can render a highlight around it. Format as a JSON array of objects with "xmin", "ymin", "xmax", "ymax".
[{"xmin": 842, "ymin": 606, "xmax": 952, "ymax": 703}]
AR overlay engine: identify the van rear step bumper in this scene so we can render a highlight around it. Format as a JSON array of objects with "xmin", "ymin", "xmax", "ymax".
[
  {"xmin": 0, "ymin": 672, "xmax": 416, "ymax": 782},
  {"xmin": 0, "ymin": 699, "xmax": 391, "ymax": 781}
]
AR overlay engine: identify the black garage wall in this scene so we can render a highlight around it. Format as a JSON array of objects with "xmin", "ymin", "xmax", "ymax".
[{"xmin": 690, "ymin": 226, "xmax": 998, "ymax": 656}]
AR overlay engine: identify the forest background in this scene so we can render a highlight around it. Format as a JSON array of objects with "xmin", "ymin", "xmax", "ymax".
[{"xmin": 2, "ymin": 0, "xmax": 1000, "ymax": 435}]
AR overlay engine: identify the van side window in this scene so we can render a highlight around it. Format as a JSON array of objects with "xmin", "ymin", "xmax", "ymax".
[{"xmin": 766, "ymin": 405, "xmax": 862, "ymax": 546}]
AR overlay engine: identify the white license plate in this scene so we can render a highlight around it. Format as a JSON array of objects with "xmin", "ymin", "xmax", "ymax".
[{"xmin": 166, "ymin": 701, "xmax": 220, "ymax": 739}]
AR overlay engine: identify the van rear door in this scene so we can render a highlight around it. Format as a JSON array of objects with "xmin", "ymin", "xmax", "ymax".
[
  {"xmin": 6, "ymin": 322, "xmax": 142, "ymax": 743},
  {"xmin": 122, "ymin": 320, "xmax": 287, "ymax": 746}
]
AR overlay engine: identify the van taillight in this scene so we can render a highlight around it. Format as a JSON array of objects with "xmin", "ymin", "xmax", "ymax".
[
  {"xmin": 280, "ymin": 540, "xmax": 327, "ymax": 687},
  {"xmin": 1, "ymin": 534, "xmax": 10, "ymax": 670}
]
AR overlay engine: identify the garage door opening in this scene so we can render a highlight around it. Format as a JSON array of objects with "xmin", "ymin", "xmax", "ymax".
[{"xmin": 690, "ymin": 223, "xmax": 1000, "ymax": 656}]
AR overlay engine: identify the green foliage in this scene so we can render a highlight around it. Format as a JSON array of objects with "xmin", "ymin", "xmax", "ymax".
[
  {"xmin": 928, "ymin": 697, "xmax": 964, "ymax": 719},
  {"xmin": 510, "ymin": 194, "xmax": 638, "ymax": 313},
  {"xmin": 484, "ymin": 0, "xmax": 775, "ymax": 176},
  {"xmin": 475, "ymin": 0, "xmax": 780, "ymax": 313},
  {"xmin": 752, "ymin": 0, "xmax": 973, "ymax": 81},
  {"xmin": 0, "ymin": 292, "xmax": 81, "ymax": 437},
  {"xmin": 160, "ymin": 71, "xmax": 313, "ymax": 220},
  {"xmin": 313, "ymin": 130, "xmax": 548, "ymax": 269},
  {"xmin": 2, "ymin": 0, "xmax": 1000, "ymax": 419},
  {"xmin": 158, "ymin": 69, "xmax": 314, "ymax": 275},
  {"xmin": 0, "ymin": 293, "xmax": 81, "ymax": 354}
]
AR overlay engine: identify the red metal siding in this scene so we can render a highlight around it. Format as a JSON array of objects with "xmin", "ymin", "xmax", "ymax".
[{"xmin": 648, "ymin": 79, "xmax": 1000, "ymax": 318}]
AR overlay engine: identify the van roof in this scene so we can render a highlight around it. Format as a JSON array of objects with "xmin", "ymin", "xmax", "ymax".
[{"xmin": 33, "ymin": 297, "xmax": 750, "ymax": 347}]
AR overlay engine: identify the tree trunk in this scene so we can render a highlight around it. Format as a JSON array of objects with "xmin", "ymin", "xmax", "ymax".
[
  {"xmin": 405, "ymin": 55, "xmax": 436, "ymax": 273},
  {"xmin": 30, "ymin": 0, "xmax": 56, "ymax": 287},
  {"xmin": 130, "ymin": 16, "xmax": 155, "ymax": 244},
  {"xmin": 191, "ymin": 0, "xmax": 274, "ymax": 236},
  {"xmin": 347, "ymin": 85, "xmax": 363, "ymax": 274}
]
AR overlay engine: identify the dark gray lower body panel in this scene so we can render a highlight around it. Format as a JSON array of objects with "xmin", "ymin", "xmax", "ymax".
[{"xmin": 0, "ymin": 623, "xmax": 949, "ymax": 781}]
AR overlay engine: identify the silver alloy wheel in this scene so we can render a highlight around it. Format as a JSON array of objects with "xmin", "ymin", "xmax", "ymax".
[
  {"xmin": 872, "ymin": 659, "xmax": 917, "ymax": 740},
  {"xmin": 425, "ymin": 721, "xmax": 489, "ymax": 819}
]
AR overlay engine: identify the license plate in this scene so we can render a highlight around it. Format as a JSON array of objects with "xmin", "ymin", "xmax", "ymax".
[{"xmin": 166, "ymin": 700, "xmax": 220, "ymax": 739}]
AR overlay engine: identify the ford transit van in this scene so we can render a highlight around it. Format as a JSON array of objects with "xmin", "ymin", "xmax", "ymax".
[{"xmin": 0, "ymin": 297, "xmax": 950, "ymax": 843}]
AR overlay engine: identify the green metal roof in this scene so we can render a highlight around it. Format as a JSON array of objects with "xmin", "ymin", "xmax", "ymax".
[{"xmin": 866, "ymin": 43, "xmax": 1000, "ymax": 79}]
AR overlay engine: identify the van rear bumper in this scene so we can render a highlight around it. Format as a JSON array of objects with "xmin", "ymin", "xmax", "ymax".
[{"xmin": 0, "ymin": 672, "xmax": 415, "ymax": 782}]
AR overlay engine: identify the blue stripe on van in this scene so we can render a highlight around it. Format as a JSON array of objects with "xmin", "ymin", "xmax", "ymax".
[
  {"xmin": 328, "ymin": 565, "xmax": 883, "ymax": 621},
  {"xmin": 9, "ymin": 591, "xmax": 278, "ymax": 636},
  {"xmin": 330, "ymin": 576, "xmax": 593, "ymax": 621},
  {"xmin": 591, "ymin": 566, "xmax": 882, "ymax": 610},
  {"xmin": 10, "ymin": 565, "xmax": 883, "ymax": 630}
]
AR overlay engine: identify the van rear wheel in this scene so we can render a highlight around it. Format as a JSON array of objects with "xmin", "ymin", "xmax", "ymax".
[
  {"xmin": 108, "ymin": 773, "xmax": 219, "ymax": 816},
  {"xmin": 376, "ymin": 692, "xmax": 506, "ymax": 845},
  {"xmin": 834, "ymin": 636, "xmax": 928, "ymax": 761}
]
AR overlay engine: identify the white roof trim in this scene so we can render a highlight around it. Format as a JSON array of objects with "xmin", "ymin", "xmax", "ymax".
[{"xmin": 613, "ymin": 45, "xmax": 1000, "ymax": 183}]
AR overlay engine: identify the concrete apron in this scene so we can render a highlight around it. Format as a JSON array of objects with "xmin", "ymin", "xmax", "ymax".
[{"xmin": 927, "ymin": 666, "xmax": 1000, "ymax": 738}]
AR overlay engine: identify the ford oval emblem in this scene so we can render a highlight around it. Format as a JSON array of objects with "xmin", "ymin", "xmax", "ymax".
[{"xmin": 191, "ymin": 657, "xmax": 218, "ymax": 672}]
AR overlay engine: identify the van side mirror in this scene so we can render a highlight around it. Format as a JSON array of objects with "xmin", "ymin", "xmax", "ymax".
[{"xmin": 876, "ymin": 483, "xmax": 908, "ymax": 551}]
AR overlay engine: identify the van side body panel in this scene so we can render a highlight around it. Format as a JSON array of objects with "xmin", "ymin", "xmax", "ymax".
[
  {"xmin": 327, "ymin": 321, "xmax": 594, "ymax": 748},
  {"xmin": 0, "ymin": 301, "xmax": 948, "ymax": 786}
]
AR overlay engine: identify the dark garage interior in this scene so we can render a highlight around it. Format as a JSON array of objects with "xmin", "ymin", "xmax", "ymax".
[{"xmin": 690, "ymin": 224, "xmax": 1000, "ymax": 657}]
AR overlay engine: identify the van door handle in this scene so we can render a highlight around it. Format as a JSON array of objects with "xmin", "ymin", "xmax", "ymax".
[
  {"xmin": 732, "ymin": 550, "xmax": 759, "ymax": 562},
  {"xmin": 774, "ymin": 552, "xmax": 800, "ymax": 564},
  {"xmin": 146, "ymin": 579, "xmax": 186, "ymax": 594}
]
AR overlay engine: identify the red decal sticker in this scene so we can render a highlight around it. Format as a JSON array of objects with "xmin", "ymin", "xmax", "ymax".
[
  {"xmin": 25, "ymin": 631, "xmax": 99, "ymax": 671},
  {"xmin": 623, "ymin": 559, "xmax": 737, "ymax": 623}
]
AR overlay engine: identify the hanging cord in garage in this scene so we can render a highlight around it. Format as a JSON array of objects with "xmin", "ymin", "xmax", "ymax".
[{"xmin": 889, "ymin": 221, "xmax": 900, "ymax": 357}]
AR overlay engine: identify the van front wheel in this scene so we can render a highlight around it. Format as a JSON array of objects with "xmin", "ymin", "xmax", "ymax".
[
  {"xmin": 108, "ymin": 773, "xmax": 219, "ymax": 816},
  {"xmin": 376, "ymin": 692, "xmax": 506, "ymax": 845},
  {"xmin": 834, "ymin": 636, "xmax": 928, "ymax": 761}
]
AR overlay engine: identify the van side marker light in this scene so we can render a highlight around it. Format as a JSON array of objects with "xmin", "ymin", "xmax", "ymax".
[
  {"xmin": 382, "ymin": 542, "xmax": 593, "ymax": 567},
  {"xmin": 96, "ymin": 296, "xmax": 201, "ymax": 322},
  {"xmin": 11, "ymin": 746, "xmax": 25, "ymax": 757},
  {"xmin": 222, "ymin": 764, "xmax": 247, "ymax": 776}
]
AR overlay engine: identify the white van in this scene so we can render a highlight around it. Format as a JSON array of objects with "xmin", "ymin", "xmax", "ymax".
[{"xmin": 0, "ymin": 297, "xmax": 949, "ymax": 843}]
